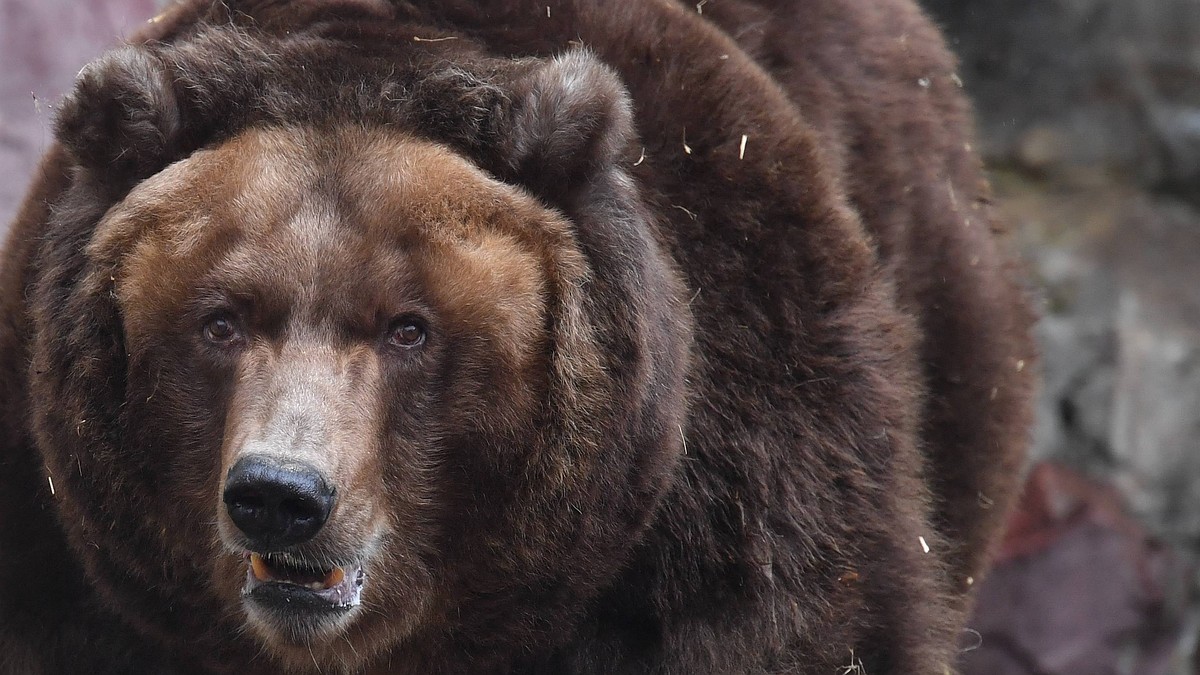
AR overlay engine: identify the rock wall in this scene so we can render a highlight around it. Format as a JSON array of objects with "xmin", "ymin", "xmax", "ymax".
[
  {"xmin": 0, "ymin": 0, "xmax": 157, "ymax": 229},
  {"xmin": 924, "ymin": 0, "xmax": 1200, "ymax": 197},
  {"xmin": 920, "ymin": 1, "xmax": 1200, "ymax": 672}
]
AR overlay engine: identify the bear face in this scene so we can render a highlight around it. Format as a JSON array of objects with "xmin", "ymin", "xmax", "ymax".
[{"xmin": 88, "ymin": 126, "xmax": 572, "ymax": 656}]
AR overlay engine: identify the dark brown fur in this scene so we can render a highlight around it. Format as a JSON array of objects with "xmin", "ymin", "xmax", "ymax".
[{"xmin": 0, "ymin": 1, "xmax": 1036, "ymax": 673}]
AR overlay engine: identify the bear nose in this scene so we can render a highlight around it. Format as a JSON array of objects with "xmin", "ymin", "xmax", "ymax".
[{"xmin": 222, "ymin": 456, "xmax": 335, "ymax": 550}]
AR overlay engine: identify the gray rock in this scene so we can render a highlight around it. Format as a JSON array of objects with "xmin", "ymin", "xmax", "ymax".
[
  {"xmin": 921, "ymin": 0, "xmax": 1200, "ymax": 197},
  {"xmin": 1109, "ymin": 201, "xmax": 1200, "ymax": 544}
]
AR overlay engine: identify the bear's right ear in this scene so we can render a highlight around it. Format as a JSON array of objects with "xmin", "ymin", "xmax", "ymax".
[{"xmin": 55, "ymin": 47, "xmax": 182, "ymax": 185}]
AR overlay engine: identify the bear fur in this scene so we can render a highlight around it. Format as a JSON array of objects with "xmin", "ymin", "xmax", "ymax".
[{"xmin": 0, "ymin": 1, "xmax": 1036, "ymax": 673}]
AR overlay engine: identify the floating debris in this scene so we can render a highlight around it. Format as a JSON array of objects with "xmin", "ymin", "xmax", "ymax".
[
  {"xmin": 672, "ymin": 204, "xmax": 698, "ymax": 220},
  {"xmin": 838, "ymin": 649, "xmax": 867, "ymax": 675}
]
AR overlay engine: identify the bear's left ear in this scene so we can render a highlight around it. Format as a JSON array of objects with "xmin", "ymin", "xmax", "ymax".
[
  {"xmin": 499, "ymin": 51, "xmax": 636, "ymax": 200},
  {"xmin": 55, "ymin": 46, "xmax": 183, "ymax": 187}
]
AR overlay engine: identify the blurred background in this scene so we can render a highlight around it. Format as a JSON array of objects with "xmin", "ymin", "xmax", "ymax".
[
  {"xmin": 2, "ymin": 0, "xmax": 1199, "ymax": 672},
  {"xmin": 925, "ymin": 1, "xmax": 1200, "ymax": 672}
]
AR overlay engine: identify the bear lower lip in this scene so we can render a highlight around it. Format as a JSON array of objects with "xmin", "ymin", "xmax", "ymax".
[{"xmin": 242, "ymin": 552, "xmax": 365, "ymax": 612}]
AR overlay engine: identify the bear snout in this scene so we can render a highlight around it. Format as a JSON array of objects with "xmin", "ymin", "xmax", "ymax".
[{"xmin": 222, "ymin": 455, "xmax": 336, "ymax": 550}]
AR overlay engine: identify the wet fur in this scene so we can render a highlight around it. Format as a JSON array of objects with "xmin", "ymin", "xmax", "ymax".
[{"xmin": 0, "ymin": 1, "xmax": 1035, "ymax": 673}]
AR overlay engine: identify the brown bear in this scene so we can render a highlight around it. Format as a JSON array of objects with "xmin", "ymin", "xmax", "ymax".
[{"xmin": 0, "ymin": 1, "xmax": 1036, "ymax": 673}]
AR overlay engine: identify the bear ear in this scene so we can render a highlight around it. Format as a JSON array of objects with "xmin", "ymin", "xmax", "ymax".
[
  {"xmin": 55, "ymin": 46, "xmax": 182, "ymax": 184},
  {"xmin": 501, "ymin": 51, "xmax": 636, "ymax": 199}
]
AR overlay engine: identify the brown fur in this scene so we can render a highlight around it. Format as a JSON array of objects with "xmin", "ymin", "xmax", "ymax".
[{"xmin": 0, "ymin": 1, "xmax": 1036, "ymax": 673}]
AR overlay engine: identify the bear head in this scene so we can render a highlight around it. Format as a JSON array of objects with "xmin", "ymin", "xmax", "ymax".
[{"xmin": 33, "ymin": 26, "xmax": 690, "ymax": 671}]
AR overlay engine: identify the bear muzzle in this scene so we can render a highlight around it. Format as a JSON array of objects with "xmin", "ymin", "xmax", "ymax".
[{"xmin": 222, "ymin": 455, "xmax": 368, "ymax": 623}]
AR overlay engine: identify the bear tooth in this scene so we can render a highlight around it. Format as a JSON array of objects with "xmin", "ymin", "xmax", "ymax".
[
  {"xmin": 250, "ymin": 553, "xmax": 273, "ymax": 582},
  {"xmin": 323, "ymin": 566, "xmax": 346, "ymax": 588}
]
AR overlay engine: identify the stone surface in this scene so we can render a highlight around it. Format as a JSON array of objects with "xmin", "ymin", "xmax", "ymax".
[
  {"xmin": 919, "ymin": 4, "xmax": 1200, "ymax": 671},
  {"xmin": 961, "ymin": 97, "xmax": 1200, "ymax": 675},
  {"xmin": 989, "ymin": 166, "xmax": 1200, "ymax": 554},
  {"xmin": 961, "ymin": 463, "xmax": 1192, "ymax": 675},
  {"xmin": 922, "ymin": 0, "xmax": 1200, "ymax": 198},
  {"xmin": 1109, "ymin": 201, "xmax": 1200, "ymax": 546}
]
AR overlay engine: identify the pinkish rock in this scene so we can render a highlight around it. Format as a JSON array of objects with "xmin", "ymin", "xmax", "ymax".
[{"xmin": 1, "ymin": 0, "xmax": 158, "ymax": 230}]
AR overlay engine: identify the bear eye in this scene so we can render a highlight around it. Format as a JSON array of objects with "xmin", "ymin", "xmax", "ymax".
[
  {"xmin": 202, "ymin": 314, "xmax": 242, "ymax": 346},
  {"xmin": 387, "ymin": 316, "xmax": 427, "ymax": 349}
]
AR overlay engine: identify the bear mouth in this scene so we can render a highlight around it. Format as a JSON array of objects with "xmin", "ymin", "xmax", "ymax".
[{"xmin": 242, "ymin": 552, "xmax": 365, "ymax": 614}]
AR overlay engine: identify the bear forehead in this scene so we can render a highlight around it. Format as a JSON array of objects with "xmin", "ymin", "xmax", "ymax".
[
  {"xmin": 102, "ymin": 126, "xmax": 549, "ymax": 242},
  {"xmin": 93, "ymin": 127, "xmax": 563, "ymax": 335}
]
